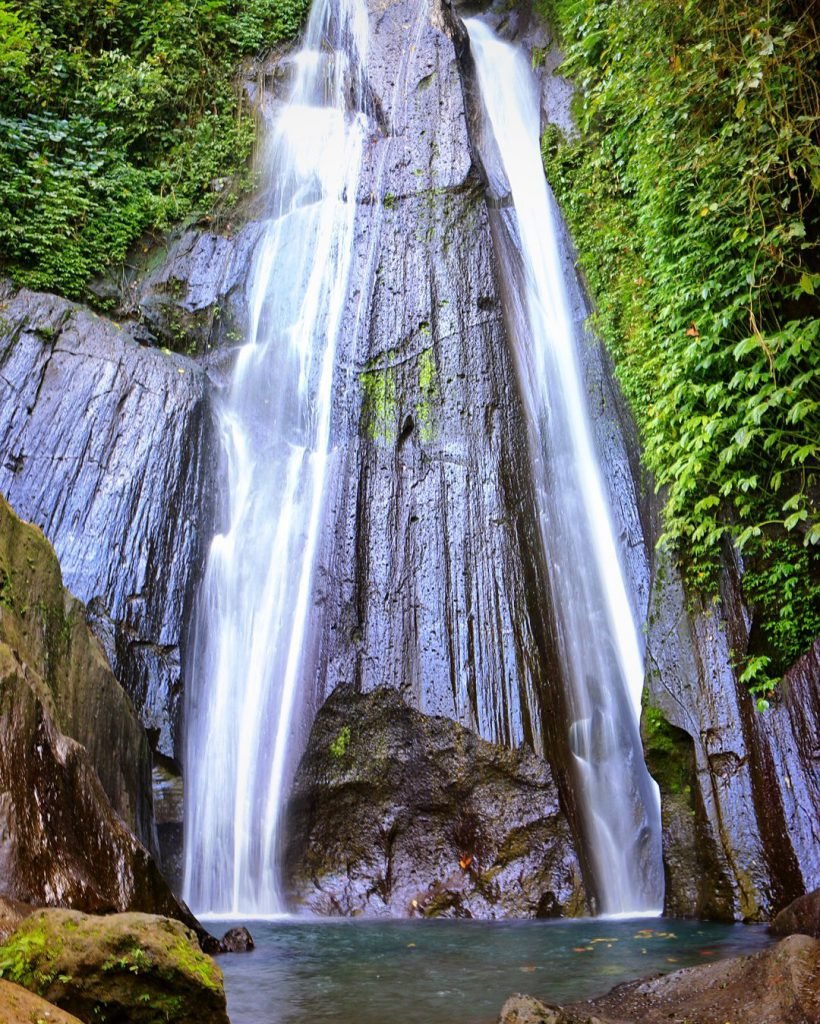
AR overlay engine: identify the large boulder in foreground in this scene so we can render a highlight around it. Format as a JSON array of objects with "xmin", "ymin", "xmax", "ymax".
[
  {"xmin": 498, "ymin": 934, "xmax": 819, "ymax": 1024},
  {"xmin": 0, "ymin": 495, "xmax": 188, "ymax": 919},
  {"xmin": 0, "ymin": 909, "xmax": 229, "ymax": 1024},
  {"xmin": 284, "ymin": 686, "xmax": 587, "ymax": 918}
]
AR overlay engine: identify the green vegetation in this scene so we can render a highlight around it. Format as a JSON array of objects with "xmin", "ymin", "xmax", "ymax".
[
  {"xmin": 329, "ymin": 724, "xmax": 351, "ymax": 759},
  {"xmin": 0, "ymin": 0, "xmax": 309, "ymax": 298},
  {"xmin": 539, "ymin": 0, "xmax": 819, "ymax": 691},
  {"xmin": 361, "ymin": 351, "xmax": 399, "ymax": 443},
  {"xmin": 0, "ymin": 923, "xmax": 60, "ymax": 992}
]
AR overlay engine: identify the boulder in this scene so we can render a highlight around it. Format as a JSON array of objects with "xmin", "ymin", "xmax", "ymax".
[
  {"xmin": 0, "ymin": 909, "xmax": 228, "ymax": 1024},
  {"xmin": 499, "ymin": 934, "xmax": 820, "ymax": 1024},
  {"xmin": 0, "ymin": 495, "xmax": 190, "ymax": 921},
  {"xmin": 284, "ymin": 686, "xmax": 587, "ymax": 917},
  {"xmin": 218, "ymin": 926, "xmax": 254, "ymax": 953},
  {"xmin": 0, "ymin": 978, "xmax": 83, "ymax": 1024},
  {"xmin": 771, "ymin": 889, "xmax": 820, "ymax": 939}
]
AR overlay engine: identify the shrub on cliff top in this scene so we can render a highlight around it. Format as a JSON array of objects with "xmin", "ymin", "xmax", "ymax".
[{"xmin": 0, "ymin": 0, "xmax": 309, "ymax": 298}]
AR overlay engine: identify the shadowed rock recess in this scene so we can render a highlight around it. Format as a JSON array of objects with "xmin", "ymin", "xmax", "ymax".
[
  {"xmin": 0, "ymin": 496, "xmax": 189, "ymax": 918},
  {"xmin": 284, "ymin": 687, "xmax": 587, "ymax": 917}
]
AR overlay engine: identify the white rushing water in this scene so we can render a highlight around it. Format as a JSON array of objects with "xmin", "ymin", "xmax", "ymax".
[
  {"xmin": 183, "ymin": 0, "xmax": 369, "ymax": 915},
  {"xmin": 466, "ymin": 19, "xmax": 663, "ymax": 914}
]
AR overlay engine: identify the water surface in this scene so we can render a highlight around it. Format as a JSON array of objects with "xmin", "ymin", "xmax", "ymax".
[{"xmin": 220, "ymin": 917, "xmax": 771, "ymax": 1024}]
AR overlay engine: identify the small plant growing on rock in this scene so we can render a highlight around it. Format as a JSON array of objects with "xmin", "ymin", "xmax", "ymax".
[{"xmin": 329, "ymin": 725, "xmax": 351, "ymax": 759}]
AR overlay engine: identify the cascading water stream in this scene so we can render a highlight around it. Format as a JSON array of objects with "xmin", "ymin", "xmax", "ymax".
[
  {"xmin": 466, "ymin": 19, "xmax": 664, "ymax": 915},
  {"xmin": 182, "ymin": 0, "xmax": 369, "ymax": 916}
]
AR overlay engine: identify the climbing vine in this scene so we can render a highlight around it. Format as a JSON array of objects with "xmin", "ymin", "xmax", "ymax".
[
  {"xmin": 0, "ymin": 0, "xmax": 310, "ymax": 297},
  {"xmin": 538, "ymin": 0, "xmax": 819, "ymax": 690}
]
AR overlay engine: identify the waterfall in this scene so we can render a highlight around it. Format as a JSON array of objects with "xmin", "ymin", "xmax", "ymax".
[
  {"xmin": 182, "ymin": 0, "xmax": 369, "ymax": 916},
  {"xmin": 465, "ymin": 19, "xmax": 664, "ymax": 915}
]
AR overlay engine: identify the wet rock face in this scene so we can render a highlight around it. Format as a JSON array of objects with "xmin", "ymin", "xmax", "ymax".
[
  {"xmin": 644, "ymin": 548, "xmax": 820, "ymax": 921},
  {"xmin": 0, "ymin": 287, "xmax": 213, "ymax": 762},
  {"xmin": 0, "ymin": 495, "xmax": 190, "ymax": 919},
  {"xmin": 284, "ymin": 686, "xmax": 587, "ymax": 918},
  {"xmin": 0, "ymin": 909, "xmax": 229, "ymax": 1024},
  {"xmin": 498, "ymin": 934, "xmax": 820, "ymax": 1024},
  {"xmin": 315, "ymin": 0, "xmax": 566, "ymax": 772}
]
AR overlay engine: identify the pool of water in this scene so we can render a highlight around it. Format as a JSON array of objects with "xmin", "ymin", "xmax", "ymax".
[{"xmin": 217, "ymin": 917, "xmax": 772, "ymax": 1024}]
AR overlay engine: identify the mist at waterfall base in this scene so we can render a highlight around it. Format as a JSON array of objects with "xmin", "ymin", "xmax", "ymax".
[
  {"xmin": 219, "ymin": 918, "xmax": 772, "ymax": 1024},
  {"xmin": 466, "ymin": 19, "xmax": 664, "ymax": 916},
  {"xmin": 182, "ymin": 0, "xmax": 369, "ymax": 915}
]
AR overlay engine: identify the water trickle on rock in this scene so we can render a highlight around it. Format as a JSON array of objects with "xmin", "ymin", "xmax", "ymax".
[
  {"xmin": 465, "ymin": 18, "xmax": 664, "ymax": 915},
  {"xmin": 182, "ymin": 0, "xmax": 370, "ymax": 916}
]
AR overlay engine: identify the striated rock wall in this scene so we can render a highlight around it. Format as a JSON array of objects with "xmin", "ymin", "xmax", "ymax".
[
  {"xmin": 0, "ymin": 286, "xmax": 213, "ymax": 762},
  {"xmin": 644, "ymin": 545, "xmax": 819, "ymax": 921}
]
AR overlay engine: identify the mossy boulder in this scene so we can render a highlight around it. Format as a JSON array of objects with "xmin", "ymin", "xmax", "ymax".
[
  {"xmin": 0, "ymin": 909, "xmax": 229, "ymax": 1024},
  {"xmin": 0, "ymin": 495, "xmax": 189, "ymax": 920}
]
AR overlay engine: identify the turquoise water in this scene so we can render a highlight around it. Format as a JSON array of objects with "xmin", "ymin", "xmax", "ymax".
[{"xmin": 218, "ymin": 917, "xmax": 772, "ymax": 1023}]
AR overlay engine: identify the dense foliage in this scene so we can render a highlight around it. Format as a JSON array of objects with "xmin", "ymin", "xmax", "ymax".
[
  {"xmin": 0, "ymin": 0, "xmax": 309, "ymax": 297},
  {"xmin": 539, "ymin": 0, "xmax": 819, "ymax": 690}
]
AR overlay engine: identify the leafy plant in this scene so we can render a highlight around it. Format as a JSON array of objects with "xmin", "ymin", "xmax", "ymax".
[
  {"xmin": 0, "ymin": 0, "xmax": 309, "ymax": 297},
  {"xmin": 539, "ymin": 0, "xmax": 819, "ymax": 690}
]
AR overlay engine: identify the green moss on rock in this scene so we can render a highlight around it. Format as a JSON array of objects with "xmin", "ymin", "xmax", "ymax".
[{"xmin": 0, "ymin": 910, "xmax": 228, "ymax": 1024}]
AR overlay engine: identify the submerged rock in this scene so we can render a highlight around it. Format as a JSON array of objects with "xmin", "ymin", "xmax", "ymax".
[
  {"xmin": 0, "ymin": 909, "xmax": 229, "ymax": 1024},
  {"xmin": 284, "ymin": 686, "xmax": 587, "ymax": 918},
  {"xmin": 0, "ymin": 495, "xmax": 188, "ymax": 920},
  {"xmin": 498, "ymin": 934, "xmax": 820, "ymax": 1024}
]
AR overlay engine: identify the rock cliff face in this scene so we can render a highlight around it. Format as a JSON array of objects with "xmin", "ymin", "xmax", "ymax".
[
  {"xmin": 643, "ymin": 546, "xmax": 819, "ymax": 921},
  {"xmin": 0, "ymin": 0, "xmax": 815, "ymax": 924},
  {"xmin": 0, "ymin": 496, "xmax": 188, "ymax": 917},
  {"xmin": 284, "ymin": 686, "xmax": 587, "ymax": 917},
  {"xmin": 0, "ymin": 285, "xmax": 212, "ymax": 763}
]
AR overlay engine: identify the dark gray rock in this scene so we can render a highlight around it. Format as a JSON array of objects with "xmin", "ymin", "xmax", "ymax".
[
  {"xmin": 284, "ymin": 685, "xmax": 587, "ymax": 918},
  {"xmin": 125, "ymin": 222, "xmax": 264, "ymax": 356},
  {"xmin": 218, "ymin": 926, "xmax": 254, "ymax": 953},
  {"xmin": 314, "ymin": 0, "xmax": 569, "ymax": 776},
  {"xmin": 0, "ymin": 287, "xmax": 213, "ymax": 763}
]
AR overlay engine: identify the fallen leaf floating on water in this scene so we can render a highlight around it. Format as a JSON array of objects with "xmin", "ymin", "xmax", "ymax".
[
  {"xmin": 519, "ymin": 965, "xmax": 537, "ymax": 973},
  {"xmin": 572, "ymin": 947, "xmax": 594, "ymax": 953},
  {"xmin": 590, "ymin": 938, "xmax": 618, "ymax": 944},
  {"xmin": 699, "ymin": 949, "xmax": 716, "ymax": 957}
]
